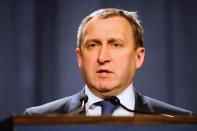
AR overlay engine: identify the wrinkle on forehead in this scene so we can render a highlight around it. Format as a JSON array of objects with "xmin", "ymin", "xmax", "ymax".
[{"xmin": 81, "ymin": 16, "xmax": 134, "ymax": 47}]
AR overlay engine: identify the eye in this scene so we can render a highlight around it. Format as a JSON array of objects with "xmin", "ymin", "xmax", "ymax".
[
  {"xmin": 87, "ymin": 41, "xmax": 98, "ymax": 48},
  {"xmin": 112, "ymin": 42, "xmax": 122, "ymax": 47},
  {"xmin": 89, "ymin": 43, "xmax": 96, "ymax": 47}
]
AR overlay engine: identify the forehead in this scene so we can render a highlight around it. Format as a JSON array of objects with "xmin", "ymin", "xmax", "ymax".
[{"xmin": 82, "ymin": 16, "xmax": 133, "ymax": 39}]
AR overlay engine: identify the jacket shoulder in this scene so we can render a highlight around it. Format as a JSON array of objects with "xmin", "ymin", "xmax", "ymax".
[
  {"xmin": 135, "ymin": 92, "xmax": 192, "ymax": 115},
  {"xmin": 24, "ymin": 92, "xmax": 81, "ymax": 115}
]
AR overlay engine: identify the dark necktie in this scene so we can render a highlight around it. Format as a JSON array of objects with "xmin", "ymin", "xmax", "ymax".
[{"xmin": 95, "ymin": 100, "xmax": 117, "ymax": 115}]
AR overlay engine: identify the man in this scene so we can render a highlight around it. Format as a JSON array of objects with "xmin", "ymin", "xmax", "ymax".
[{"xmin": 24, "ymin": 8, "xmax": 192, "ymax": 116}]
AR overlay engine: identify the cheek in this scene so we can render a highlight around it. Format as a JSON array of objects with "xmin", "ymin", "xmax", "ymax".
[
  {"xmin": 81, "ymin": 55, "xmax": 97, "ymax": 73},
  {"xmin": 80, "ymin": 57, "xmax": 95, "ymax": 82},
  {"xmin": 115, "ymin": 53, "xmax": 136, "ymax": 74}
]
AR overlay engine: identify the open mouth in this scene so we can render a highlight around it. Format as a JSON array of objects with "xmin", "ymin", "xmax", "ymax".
[{"xmin": 96, "ymin": 69, "xmax": 113, "ymax": 74}]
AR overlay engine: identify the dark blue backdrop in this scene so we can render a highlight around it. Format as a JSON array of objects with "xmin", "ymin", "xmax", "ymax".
[{"xmin": 0, "ymin": 0, "xmax": 197, "ymax": 120}]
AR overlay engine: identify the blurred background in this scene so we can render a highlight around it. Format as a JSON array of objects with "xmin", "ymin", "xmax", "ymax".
[{"xmin": 0, "ymin": 0, "xmax": 197, "ymax": 120}]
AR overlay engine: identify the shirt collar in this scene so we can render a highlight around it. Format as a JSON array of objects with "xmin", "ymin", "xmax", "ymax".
[
  {"xmin": 116, "ymin": 83, "xmax": 135, "ymax": 110},
  {"xmin": 84, "ymin": 83, "xmax": 135, "ymax": 110},
  {"xmin": 85, "ymin": 85, "xmax": 102, "ymax": 109}
]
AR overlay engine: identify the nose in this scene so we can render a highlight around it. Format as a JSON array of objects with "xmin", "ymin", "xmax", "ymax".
[{"xmin": 97, "ymin": 45, "xmax": 110, "ymax": 65}]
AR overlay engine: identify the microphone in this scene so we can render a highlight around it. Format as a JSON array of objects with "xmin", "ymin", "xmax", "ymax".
[
  {"xmin": 80, "ymin": 94, "xmax": 88, "ymax": 104},
  {"xmin": 108, "ymin": 96, "xmax": 174, "ymax": 117},
  {"xmin": 68, "ymin": 94, "xmax": 88, "ymax": 115}
]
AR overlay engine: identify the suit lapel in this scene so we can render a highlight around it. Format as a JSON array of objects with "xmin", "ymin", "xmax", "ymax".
[
  {"xmin": 134, "ymin": 91, "xmax": 154, "ymax": 114},
  {"xmin": 64, "ymin": 88, "xmax": 154, "ymax": 115},
  {"xmin": 64, "ymin": 89, "xmax": 86, "ymax": 115}
]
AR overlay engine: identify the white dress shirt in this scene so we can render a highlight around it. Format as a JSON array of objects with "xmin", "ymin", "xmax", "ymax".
[{"xmin": 84, "ymin": 83, "xmax": 135, "ymax": 116}]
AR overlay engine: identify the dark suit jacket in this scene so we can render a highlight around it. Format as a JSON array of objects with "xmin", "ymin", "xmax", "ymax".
[{"xmin": 24, "ymin": 90, "xmax": 192, "ymax": 116}]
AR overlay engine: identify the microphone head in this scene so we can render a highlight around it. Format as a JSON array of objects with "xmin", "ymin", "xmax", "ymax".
[
  {"xmin": 80, "ymin": 94, "xmax": 88, "ymax": 103},
  {"xmin": 108, "ymin": 96, "xmax": 120, "ymax": 105}
]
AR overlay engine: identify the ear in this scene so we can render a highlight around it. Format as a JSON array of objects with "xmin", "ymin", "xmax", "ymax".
[
  {"xmin": 135, "ymin": 47, "xmax": 145, "ymax": 69},
  {"xmin": 76, "ymin": 48, "xmax": 82, "ymax": 68}
]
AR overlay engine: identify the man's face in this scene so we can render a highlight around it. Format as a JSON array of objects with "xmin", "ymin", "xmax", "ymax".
[{"xmin": 76, "ymin": 16, "xmax": 145, "ymax": 99}]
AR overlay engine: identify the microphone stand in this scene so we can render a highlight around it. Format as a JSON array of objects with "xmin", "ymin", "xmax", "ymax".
[
  {"xmin": 108, "ymin": 96, "xmax": 174, "ymax": 117},
  {"xmin": 68, "ymin": 95, "xmax": 88, "ymax": 116}
]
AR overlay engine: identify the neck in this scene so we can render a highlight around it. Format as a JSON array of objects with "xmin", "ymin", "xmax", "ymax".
[{"xmin": 88, "ymin": 84, "xmax": 132, "ymax": 99}]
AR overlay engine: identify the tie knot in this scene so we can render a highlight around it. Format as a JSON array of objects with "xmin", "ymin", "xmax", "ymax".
[{"xmin": 94, "ymin": 100, "xmax": 117, "ymax": 115}]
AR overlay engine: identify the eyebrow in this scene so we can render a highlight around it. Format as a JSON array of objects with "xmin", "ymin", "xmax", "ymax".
[
  {"xmin": 108, "ymin": 38, "xmax": 125, "ymax": 44},
  {"xmin": 84, "ymin": 38, "xmax": 125, "ymax": 44},
  {"xmin": 84, "ymin": 39, "xmax": 102, "ymax": 45}
]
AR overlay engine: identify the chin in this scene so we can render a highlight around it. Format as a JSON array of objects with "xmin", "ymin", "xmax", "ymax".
[{"xmin": 96, "ymin": 85, "xmax": 116, "ymax": 92}]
